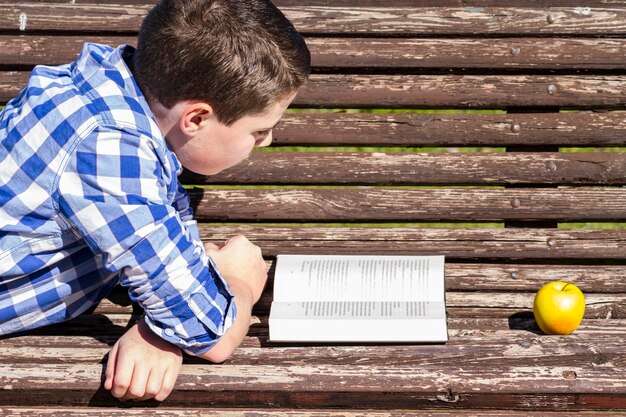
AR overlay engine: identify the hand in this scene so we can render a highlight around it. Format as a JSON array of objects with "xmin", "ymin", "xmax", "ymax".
[
  {"xmin": 204, "ymin": 235, "xmax": 268, "ymax": 304},
  {"xmin": 104, "ymin": 319, "xmax": 183, "ymax": 402}
]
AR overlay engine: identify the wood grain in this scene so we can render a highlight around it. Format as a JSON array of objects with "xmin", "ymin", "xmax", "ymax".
[
  {"xmin": 89, "ymin": 291, "xmax": 626, "ymax": 319},
  {"xmin": 100, "ymin": 262, "xmax": 626, "ymax": 292},
  {"xmin": 1, "ymin": 5, "xmax": 626, "ymax": 35},
  {"xmin": 188, "ymin": 188, "xmax": 626, "ymax": 222},
  {"xmin": 296, "ymin": 75, "xmax": 626, "ymax": 109},
  {"xmin": 2, "ymin": 36, "xmax": 626, "ymax": 71},
  {"xmin": 1, "ymin": 317, "xmax": 624, "ymax": 364},
  {"xmin": 4, "ymin": 73, "xmax": 626, "ymax": 108},
  {"xmin": 5, "ymin": 0, "xmax": 626, "ymax": 6},
  {"xmin": 197, "ymin": 225, "xmax": 626, "ymax": 260},
  {"xmin": 3, "ymin": 317, "xmax": 624, "ymax": 347},
  {"xmin": 182, "ymin": 152, "xmax": 626, "ymax": 185},
  {"xmin": 0, "ymin": 408, "xmax": 624, "ymax": 417},
  {"xmin": 0, "ymin": 362, "xmax": 624, "ymax": 409},
  {"xmin": 271, "ymin": 111, "xmax": 626, "ymax": 147}
]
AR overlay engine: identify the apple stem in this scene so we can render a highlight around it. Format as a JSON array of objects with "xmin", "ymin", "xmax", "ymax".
[{"xmin": 562, "ymin": 282, "xmax": 570, "ymax": 290}]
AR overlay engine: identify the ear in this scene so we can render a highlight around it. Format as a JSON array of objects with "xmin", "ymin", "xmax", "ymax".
[{"xmin": 179, "ymin": 102, "xmax": 214, "ymax": 137}]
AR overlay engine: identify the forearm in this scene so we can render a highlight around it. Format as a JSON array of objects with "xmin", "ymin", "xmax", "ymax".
[{"xmin": 196, "ymin": 278, "xmax": 254, "ymax": 363}]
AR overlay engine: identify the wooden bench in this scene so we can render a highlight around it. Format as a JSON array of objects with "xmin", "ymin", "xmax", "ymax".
[{"xmin": 1, "ymin": 1, "xmax": 625, "ymax": 415}]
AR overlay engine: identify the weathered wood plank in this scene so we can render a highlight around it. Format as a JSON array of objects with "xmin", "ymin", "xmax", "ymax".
[
  {"xmin": 0, "ymin": 35, "xmax": 136, "ymax": 67},
  {"xmin": 6, "ymin": 0, "xmax": 626, "ymax": 6},
  {"xmin": 1, "ymin": 321, "xmax": 624, "ymax": 365},
  {"xmin": 0, "ymin": 3, "xmax": 152, "ymax": 32},
  {"xmin": 188, "ymin": 188, "xmax": 626, "ymax": 222},
  {"xmin": 285, "ymin": 0, "xmax": 626, "ymax": 5},
  {"xmin": 198, "ymin": 226, "xmax": 626, "ymax": 260},
  {"xmin": 295, "ymin": 75, "xmax": 626, "ymax": 109},
  {"xmin": 286, "ymin": 7, "xmax": 626, "ymax": 36},
  {"xmin": 307, "ymin": 38, "xmax": 626, "ymax": 70},
  {"xmin": 4, "ymin": 73, "xmax": 626, "ymax": 108},
  {"xmin": 2, "ymin": 5, "xmax": 626, "ymax": 36},
  {"xmin": 98, "ymin": 262, "xmax": 626, "ymax": 293},
  {"xmin": 8, "ymin": 0, "xmax": 626, "ymax": 6},
  {"xmin": 1, "ymin": 408, "xmax": 624, "ymax": 417},
  {"xmin": 91, "ymin": 290, "xmax": 626, "ymax": 318},
  {"xmin": 3, "ymin": 36, "xmax": 626, "ymax": 71},
  {"xmin": 272, "ymin": 111, "xmax": 626, "ymax": 147},
  {"xmin": 0, "ymin": 362, "xmax": 625, "ymax": 409},
  {"xmin": 282, "ymin": 0, "xmax": 626, "ymax": 5},
  {"xmin": 2, "ymin": 296, "xmax": 621, "ymax": 343},
  {"xmin": 182, "ymin": 152, "xmax": 626, "ymax": 185},
  {"xmin": 439, "ymin": 264, "xmax": 626, "ymax": 291},
  {"xmin": 3, "ymin": 317, "xmax": 623, "ymax": 347}
]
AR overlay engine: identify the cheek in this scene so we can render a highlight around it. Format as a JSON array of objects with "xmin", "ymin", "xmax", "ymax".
[{"xmin": 236, "ymin": 135, "xmax": 256, "ymax": 156}]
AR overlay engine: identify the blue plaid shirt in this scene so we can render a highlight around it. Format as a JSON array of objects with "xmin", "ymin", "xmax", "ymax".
[{"xmin": 0, "ymin": 43, "xmax": 236, "ymax": 355}]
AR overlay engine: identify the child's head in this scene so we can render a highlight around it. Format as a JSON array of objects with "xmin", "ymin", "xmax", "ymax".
[{"xmin": 133, "ymin": 0, "xmax": 310, "ymax": 174}]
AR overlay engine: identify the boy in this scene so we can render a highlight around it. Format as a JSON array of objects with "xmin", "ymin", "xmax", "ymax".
[{"xmin": 0, "ymin": 0, "xmax": 310, "ymax": 403}]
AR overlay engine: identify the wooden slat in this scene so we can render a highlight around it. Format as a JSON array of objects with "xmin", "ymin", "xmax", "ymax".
[
  {"xmin": 2, "ymin": 5, "xmax": 626, "ymax": 36},
  {"xmin": 0, "ymin": 408, "xmax": 623, "ymax": 417},
  {"xmin": 272, "ymin": 111, "xmax": 626, "ymax": 147},
  {"xmin": 279, "ymin": 0, "xmax": 626, "ymax": 5},
  {"xmin": 4, "ymin": 316, "xmax": 624, "ymax": 345},
  {"xmin": 438, "ymin": 264, "xmax": 626, "ymax": 292},
  {"xmin": 4, "ymin": 73, "xmax": 626, "ymax": 108},
  {"xmin": 7, "ymin": 0, "xmax": 626, "ymax": 6},
  {"xmin": 2, "ymin": 36, "xmax": 626, "ymax": 71},
  {"xmin": 97, "ymin": 262, "xmax": 626, "ymax": 293},
  {"xmin": 295, "ymin": 75, "xmax": 626, "ymax": 109},
  {"xmin": 199, "ymin": 226, "xmax": 626, "ymax": 260},
  {"xmin": 308, "ymin": 38, "xmax": 626, "ymax": 70},
  {"xmin": 90, "ymin": 291, "xmax": 626, "ymax": 319},
  {"xmin": 182, "ymin": 152, "xmax": 626, "ymax": 185},
  {"xmin": 0, "ymin": 3, "xmax": 152, "ymax": 32},
  {"xmin": 286, "ymin": 7, "xmax": 626, "ymax": 36},
  {"xmin": 0, "ymin": 35, "xmax": 136, "ymax": 67},
  {"xmin": 282, "ymin": 0, "xmax": 626, "ymax": 5},
  {"xmin": 6, "ymin": 0, "xmax": 626, "ymax": 6},
  {"xmin": 188, "ymin": 188, "xmax": 626, "ymax": 222},
  {"xmin": 1, "ymin": 317, "xmax": 624, "ymax": 364},
  {"xmin": 0, "ymin": 362, "xmax": 625, "ymax": 409}
]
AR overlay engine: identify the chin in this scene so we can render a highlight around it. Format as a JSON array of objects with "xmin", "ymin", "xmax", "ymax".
[
  {"xmin": 182, "ymin": 166, "xmax": 218, "ymax": 176},
  {"xmin": 183, "ymin": 160, "xmax": 241, "ymax": 176}
]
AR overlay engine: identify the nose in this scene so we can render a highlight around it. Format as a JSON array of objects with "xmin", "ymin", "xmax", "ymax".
[{"xmin": 255, "ymin": 132, "xmax": 273, "ymax": 147}]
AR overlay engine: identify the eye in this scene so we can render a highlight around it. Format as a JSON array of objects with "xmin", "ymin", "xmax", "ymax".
[{"xmin": 256, "ymin": 129, "xmax": 271, "ymax": 137}]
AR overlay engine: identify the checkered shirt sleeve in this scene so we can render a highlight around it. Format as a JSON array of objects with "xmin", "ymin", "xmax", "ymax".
[
  {"xmin": 171, "ymin": 178, "xmax": 203, "ymax": 244},
  {"xmin": 57, "ymin": 126, "xmax": 236, "ymax": 355}
]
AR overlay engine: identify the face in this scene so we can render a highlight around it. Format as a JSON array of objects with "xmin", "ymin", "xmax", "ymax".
[{"xmin": 163, "ymin": 92, "xmax": 296, "ymax": 176}]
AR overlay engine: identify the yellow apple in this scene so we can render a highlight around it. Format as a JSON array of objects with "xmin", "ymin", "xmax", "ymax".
[{"xmin": 532, "ymin": 281, "xmax": 585, "ymax": 335}]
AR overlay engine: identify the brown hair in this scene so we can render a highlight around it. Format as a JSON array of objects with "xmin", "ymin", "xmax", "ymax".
[{"xmin": 134, "ymin": 0, "xmax": 310, "ymax": 125}]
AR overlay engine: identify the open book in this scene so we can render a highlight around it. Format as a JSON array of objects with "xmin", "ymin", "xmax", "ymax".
[{"xmin": 268, "ymin": 254, "xmax": 448, "ymax": 343}]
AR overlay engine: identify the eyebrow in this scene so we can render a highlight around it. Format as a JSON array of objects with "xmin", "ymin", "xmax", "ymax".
[{"xmin": 258, "ymin": 120, "xmax": 282, "ymax": 132}]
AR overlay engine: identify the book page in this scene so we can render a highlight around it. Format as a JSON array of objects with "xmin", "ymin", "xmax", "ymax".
[
  {"xmin": 270, "ymin": 300, "xmax": 445, "ymax": 319},
  {"xmin": 269, "ymin": 254, "xmax": 448, "ymax": 342},
  {"xmin": 273, "ymin": 255, "xmax": 445, "ymax": 303},
  {"xmin": 269, "ymin": 301, "xmax": 448, "ymax": 342}
]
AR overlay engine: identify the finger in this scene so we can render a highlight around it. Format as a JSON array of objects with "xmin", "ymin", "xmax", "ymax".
[
  {"xmin": 132, "ymin": 368, "xmax": 161, "ymax": 402},
  {"xmin": 104, "ymin": 342, "xmax": 119, "ymax": 391},
  {"xmin": 203, "ymin": 242, "xmax": 220, "ymax": 252},
  {"xmin": 120, "ymin": 363, "xmax": 150, "ymax": 401},
  {"xmin": 111, "ymin": 356, "xmax": 134, "ymax": 399},
  {"xmin": 154, "ymin": 364, "xmax": 179, "ymax": 402},
  {"xmin": 225, "ymin": 234, "xmax": 246, "ymax": 246}
]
